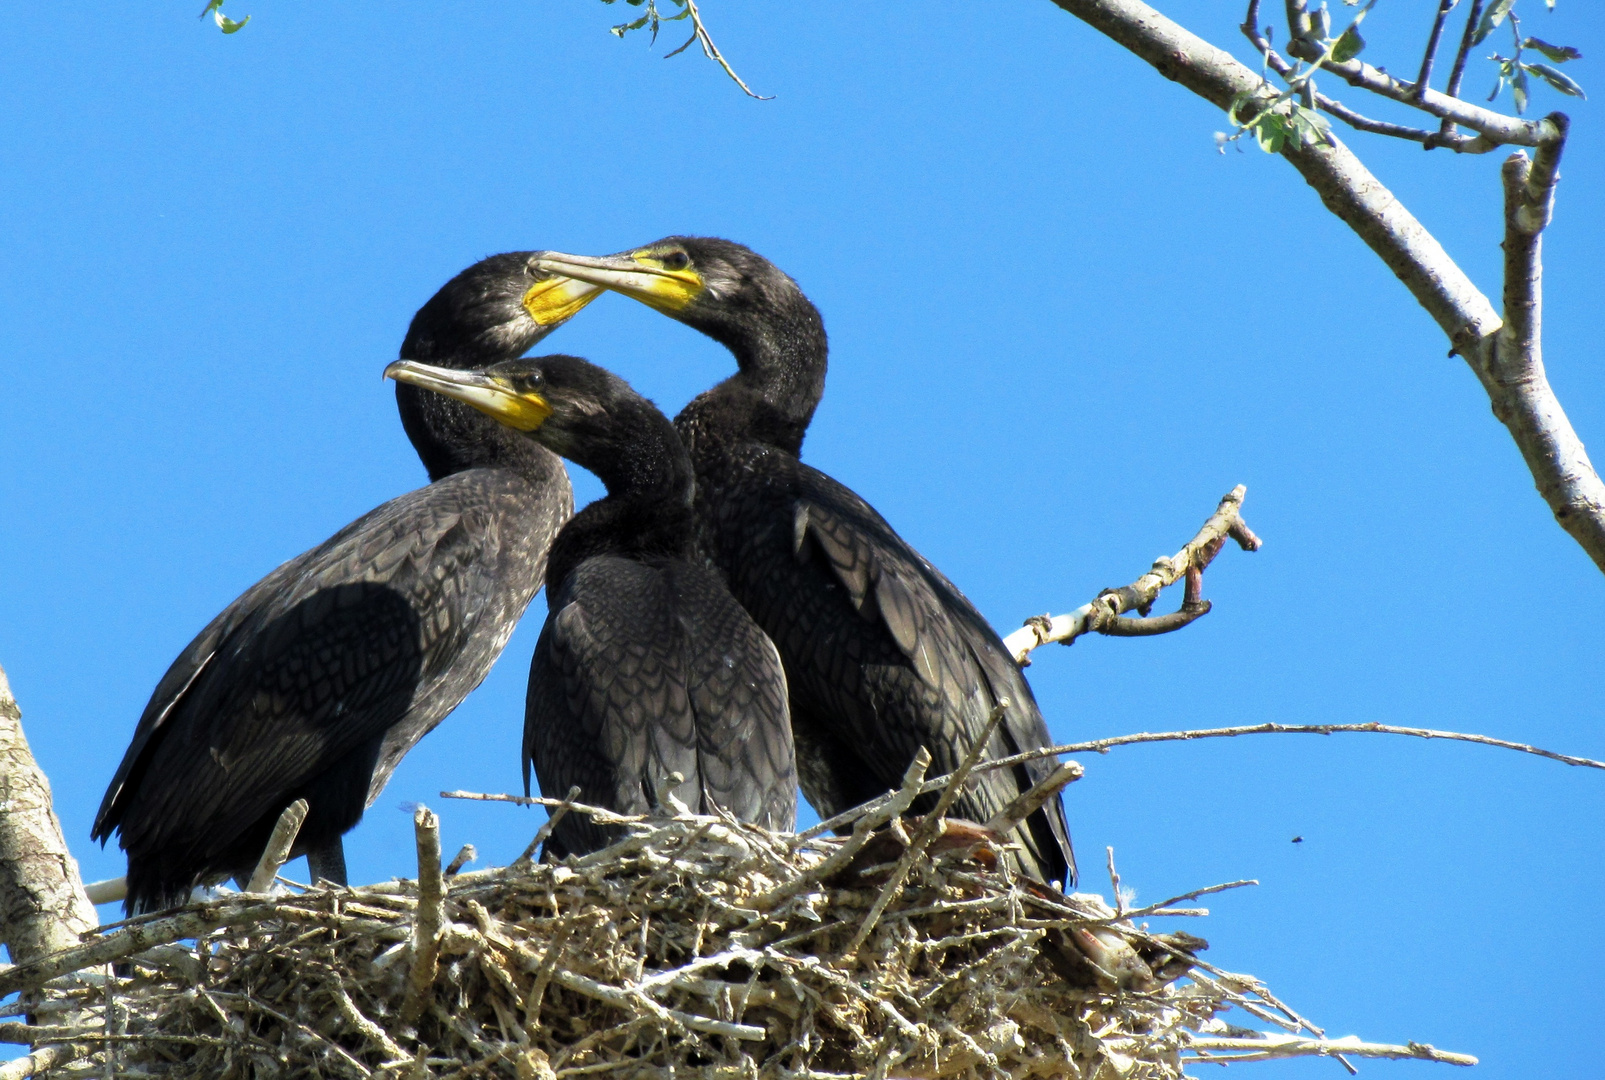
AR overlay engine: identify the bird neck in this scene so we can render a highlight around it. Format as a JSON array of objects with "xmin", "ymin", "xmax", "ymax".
[
  {"xmin": 395, "ymin": 343, "xmax": 560, "ymax": 483},
  {"xmin": 677, "ymin": 297, "xmax": 827, "ymax": 459},
  {"xmin": 546, "ymin": 407, "xmax": 698, "ymax": 586}
]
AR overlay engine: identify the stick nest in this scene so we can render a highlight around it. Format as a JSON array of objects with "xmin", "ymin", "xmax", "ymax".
[{"xmin": 11, "ymin": 803, "xmax": 1466, "ymax": 1079}]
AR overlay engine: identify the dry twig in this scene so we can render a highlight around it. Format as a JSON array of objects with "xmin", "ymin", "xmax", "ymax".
[
  {"xmin": 1004, "ymin": 484, "xmax": 1260, "ymax": 663},
  {"xmin": 244, "ymin": 799, "xmax": 308, "ymax": 894}
]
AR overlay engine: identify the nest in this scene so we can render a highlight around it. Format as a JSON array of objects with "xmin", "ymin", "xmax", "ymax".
[{"xmin": 3, "ymin": 780, "xmax": 1474, "ymax": 1079}]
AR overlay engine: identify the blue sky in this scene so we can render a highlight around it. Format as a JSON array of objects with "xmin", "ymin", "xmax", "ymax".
[{"xmin": 2, "ymin": 1, "xmax": 1601, "ymax": 1074}]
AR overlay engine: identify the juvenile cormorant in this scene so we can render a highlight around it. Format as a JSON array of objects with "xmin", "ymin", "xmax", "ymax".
[
  {"xmin": 532, "ymin": 238, "xmax": 1076, "ymax": 886},
  {"xmin": 92, "ymin": 255, "xmax": 601, "ymax": 912},
  {"xmin": 385, "ymin": 354, "xmax": 797, "ymax": 857}
]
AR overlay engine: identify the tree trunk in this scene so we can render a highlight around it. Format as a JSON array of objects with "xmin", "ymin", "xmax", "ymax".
[{"xmin": 0, "ymin": 664, "xmax": 96, "ymax": 966}]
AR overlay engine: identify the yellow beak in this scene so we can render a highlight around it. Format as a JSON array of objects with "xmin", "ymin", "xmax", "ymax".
[
  {"xmin": 384, "ymin": 360, "xmax": 552, "ymax": 431},
  {"xmin": 532, "ymin": 251, "xmax": 703, "ymax": 314},
  {"xmin": 522, "ymin": 273, "xmax": 603, "ymax": 326}
]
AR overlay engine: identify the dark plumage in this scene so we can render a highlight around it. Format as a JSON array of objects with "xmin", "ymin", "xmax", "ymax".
[
  {"xmin": 385, "ymin": 354, "xmax": 796, "ymax": 859},
  {"xmin": 93, "ymin": 254, "xmax": 598, "ymax": 913},
  {"xmin": 534, "ymin": 238, "xmax": 1077, "ymax": 886}
]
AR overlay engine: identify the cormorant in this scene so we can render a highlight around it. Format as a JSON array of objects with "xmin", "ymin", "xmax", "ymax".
[
  {"xmin": 92, "ymin": 254, "xmax": 601, "ymax": 912},
  {"xmin": 385, "ymin": 354, "xmax": 797, "ymax": 857},
  {"xmin": 531, "ymin": 238, "xmax": 1077, "ymax": 886}
]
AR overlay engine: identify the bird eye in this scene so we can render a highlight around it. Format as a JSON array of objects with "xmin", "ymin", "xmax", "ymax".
[{"xmin": 660, "ymin": 251, "xmax": 690, "ymax": 272}]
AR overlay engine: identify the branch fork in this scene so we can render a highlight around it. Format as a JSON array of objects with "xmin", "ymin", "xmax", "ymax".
[{"xmin": 1005, "ymin": 485, "xmax": 1260, "ymax": 664}]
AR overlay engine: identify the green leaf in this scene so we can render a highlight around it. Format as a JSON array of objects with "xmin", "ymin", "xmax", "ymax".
[
  {"xmin": 1525, "ymin": 61, "xmax": 1588, "ymax": 98},
  {"xmin": 1332, "ymin": 24, "xmax": 1365, "ymax": 62},
  {"xmin": 1473, "ymin": 0, "xmax": 1518, "ymax": 45},
  {"xmin": 610, "ymin": 13, "xmax": 651, "ymax": 36},
  {"xmin": 199, "ymin": 0, "xmax": 224, "ymax": 14},
  {"xmin": 1512, "ymin": 65, "xmax": 1530, "ymax": 113},
  {"xmin": 217, "ymin": 12, "xmax": 248, "ymax": 32},
  {"xmin": 1290, "ymin": 105, "xmax": 1333, "ymax": 146},
  {"xmin": 1254, "ymin": 114, "xmax": 1289, "ymax": 153},
  {"xmin": 1523, "ymin": 37, "xmax": 1582, "ymax": 63}
]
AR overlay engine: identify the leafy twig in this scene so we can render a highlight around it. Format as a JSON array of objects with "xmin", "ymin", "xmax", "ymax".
[{"xmin": 604, "ymin": 0, "xmax": 769, "ymax": 99}]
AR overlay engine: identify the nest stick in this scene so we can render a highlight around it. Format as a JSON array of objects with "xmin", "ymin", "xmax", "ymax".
[
  {"xmin": 514, "ymin": 786, "xmax": 583, "ymax": 868},
  {"xmin": 845, "ymin": 704, "xmax": 1009, "ymax": 953},
  {"xmin": 400, "ymin": 806, "xmax": 442, "ymax": 1026},
  {"xmin": 245, "ymin": 799, "xmax": 308, "ymax": 894},
  {"xmin": 984, "ymin": 761, "xmax": 1082, "ymax": 833},
  {"xmin": 758, "ymin": 748, "xmax": 932, "ymax": 910},
  {"xmin": 0, "ymin": 1043, "xmax": 81, "ymax": 1080}
]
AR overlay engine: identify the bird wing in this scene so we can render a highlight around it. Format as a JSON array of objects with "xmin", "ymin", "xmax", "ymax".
[
  {"xmin": 525, "ymin": 557, "xmax": 797, "ymax": 855},
  {"xmin": 95, "ymin": 471, "xmax": 543, "ymax": 865},
  {"xmin": 671, "ymin": 563, "xmax": 797, "ymax": 833},
  {"xmin": 525, "ymin": 556, "xmax": 699, "ymax": 855},
  {"xmin": 784, "ymin": 464, "xmax": 1074, "ymax": 885}
]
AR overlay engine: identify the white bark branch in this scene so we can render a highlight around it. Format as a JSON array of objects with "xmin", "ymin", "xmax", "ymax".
[
  {"xmin": 1187, "ymin": 1031, "xmax": 1476, "ymax": 1067},
  {"xmin": 1282, "ymin": 38, "xmax": 1557, "ymax": 147},
  {"xmin": 1003, "ymin": 485, "xmax": 1260, "ymax": 664},
  {"xmin": 1045, "ymin": 0, "xmax": 1605, "ymax": 575},
  {"xmin": 0, "ymin": 664, "xmax": 96, "ymax": 967},
  {"xmin": 1482, "ymin": 124, "xmax": 1605, "ymax": 567}
]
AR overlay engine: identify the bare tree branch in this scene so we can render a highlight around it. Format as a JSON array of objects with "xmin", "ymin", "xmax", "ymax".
[
  {"xmin": 1278, "ymin": 0, "xmax": 1555, "ymax": 146},
  {"xmin": 1238, "ymin": 12, "xmax": 1485, "ymax": 151},
  {"xmin": 0, "ymin": 665, "xmax": 96, "ymax": 967},
  {"xmin": 1413, "ymin": 0, "xmax": 1458, "ymax": 100},
  {"xmin": 972, "ymin": 721, "xmax": 1605, "ymax": 778},
  {"xmin": 1442, "ymin": 0, "xmax": 1487, "ymax": 104},
  {"xmin": 1003, "ymin": 485, "xmax": 1259, "ymax": 663},
  {"xmin": 1046, "ymin": 0, "xmax": 1605, "ymax": 575}
]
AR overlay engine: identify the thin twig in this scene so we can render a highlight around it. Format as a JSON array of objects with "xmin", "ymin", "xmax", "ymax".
[
  {"xmin": 513, "ymin": 786, "xmax": 584, "ymax": 868},
  {"xmin": 1443, "ymin": 0, "xmax": 1486, "ymax": 102},
  {"xmin": 1105, "ymin": 847, "xmax": 1125, "ymax": 916},
  {"xmin": 968, "ymin": 720, "xmax": 1605, "ymax": 778},
  {"xmin": 245, "ymin": 799, "xmax": 308, "ymax": 893},
  {"xmin": 673, "ymin": 0, "xmax": 771, "ymax": 100},
  {"xmin": 1318, "ymin": 93, "xmax": 1484, "ymax": 150},
  {"xmin": 440, "ymin": 790, "xmax": 645, "ymax": 828},
  {"xmin": 444, "ymin": 844, "xmax": 477, "ymax": 877},
  {"xmin": 1414, "ymin": 0, "xmax": 1458, "ymax": 100},
  {"xmin": 1238, "ymin": 9, "xmax": 1482, "ymax": 151}
]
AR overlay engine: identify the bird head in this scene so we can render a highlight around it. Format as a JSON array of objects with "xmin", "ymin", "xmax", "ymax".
[
  {"xmin": 385, "ymin": 354, "xmax": 667, "ymax": 482},
  {"xmin": 399, "ymin": 252, "xmax": 604, "ymax": 365},
  {"xmin": 527, "ymin": 237, "xmax": 815, "ymax": 358}
]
